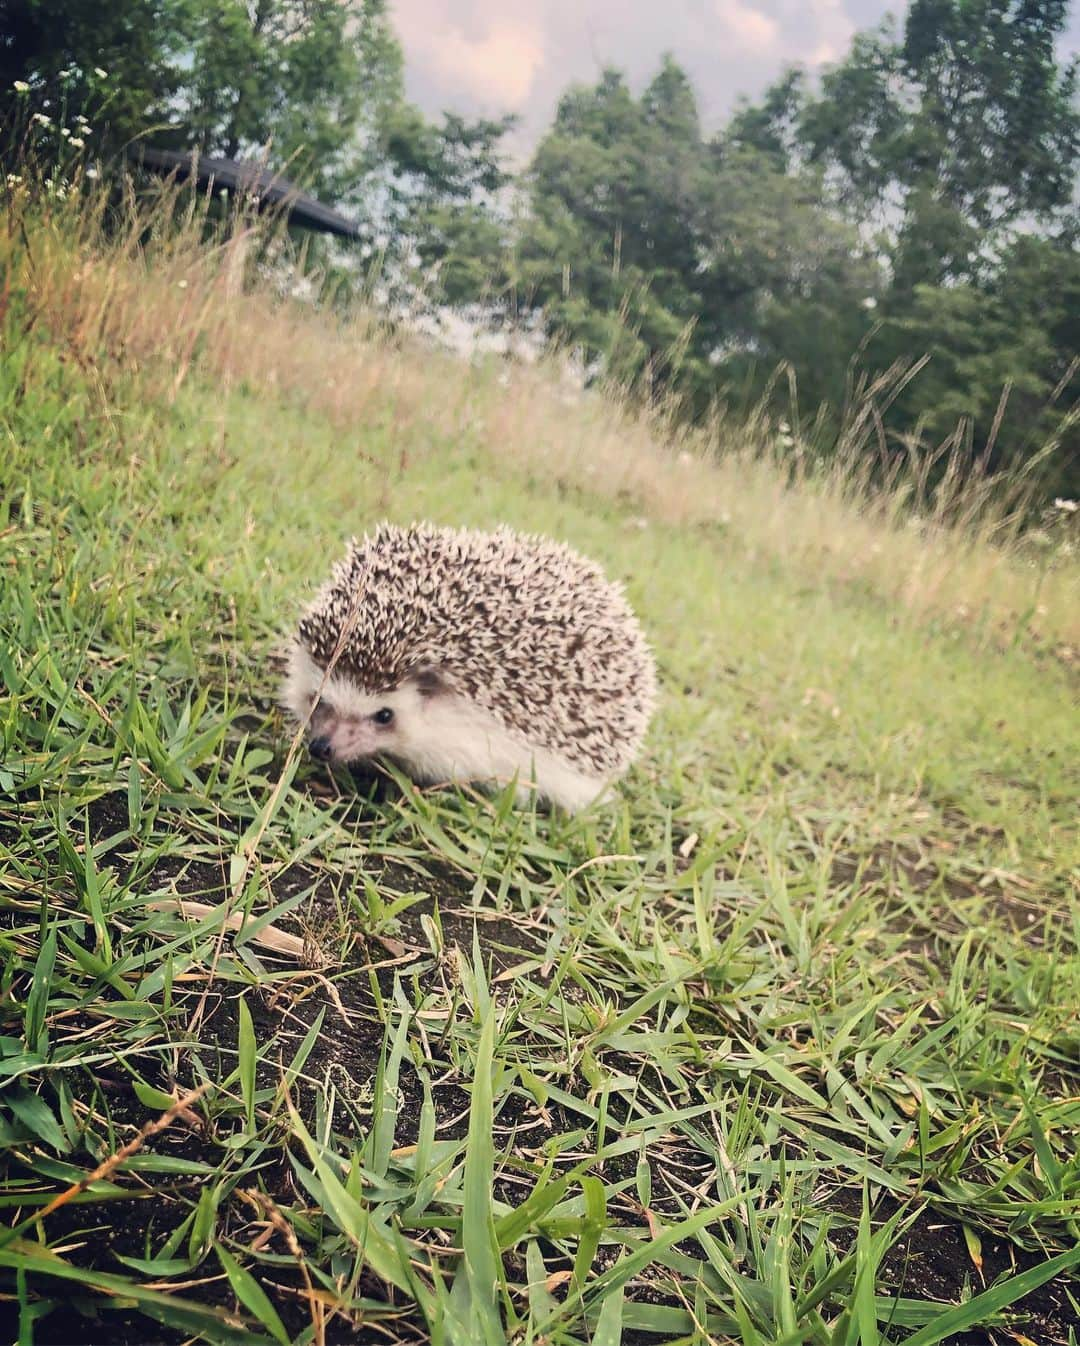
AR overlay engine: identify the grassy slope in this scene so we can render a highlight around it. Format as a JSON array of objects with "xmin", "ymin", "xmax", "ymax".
[{"xmin": 0, "ymin": 202, "xmax": 1079, "ymax": 1345}]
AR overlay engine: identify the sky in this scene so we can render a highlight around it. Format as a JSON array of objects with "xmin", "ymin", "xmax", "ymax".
[{"xmin": 390, "ymin": 0, "xmax": 1080, "ymax": 159}]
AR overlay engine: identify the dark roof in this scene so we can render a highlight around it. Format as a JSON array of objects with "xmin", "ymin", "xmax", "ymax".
[{"xmin": 132, "ymin": 147, "xmax": 363, "ymax": 241}]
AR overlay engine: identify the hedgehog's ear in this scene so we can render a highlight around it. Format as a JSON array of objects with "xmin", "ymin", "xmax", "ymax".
[{"xmin": 411, "ymin": 664, "xmax": 447, "ymax": 698}]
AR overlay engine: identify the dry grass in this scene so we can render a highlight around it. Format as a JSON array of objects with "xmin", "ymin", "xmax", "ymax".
[{"xmin": 6, "ymin": 172, "xmax": 1078, "ymax": 659}]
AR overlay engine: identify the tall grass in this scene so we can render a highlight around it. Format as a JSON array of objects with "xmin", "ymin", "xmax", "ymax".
[{"xmin": 3, "ymin": 164, "xmax": 1077, "ymax": 661}]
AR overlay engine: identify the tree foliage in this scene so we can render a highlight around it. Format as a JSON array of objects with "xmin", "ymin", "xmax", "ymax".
[
  {"xmin": 801, "ymin": 2, "xmax": 1080, "ymax": 286},
  {"xmin": 868, "ymin": 231, "xmax": 1080, "ymax": 479},
  {"xmin": 514, "ymin": 59, "xmax": 874, "ymax": 410},
  {"xmin": 0, "ymin": 0, "xmax": 185, "ymax": 145},
  {"xmin": 517, "ymin": 63, "xmax": 706, "ymax": 388},
  {"xmin": 379, "ymin": 107, "xmax": 516, "ymax": 305},
  {"xmin": 179, "ymin": 0, "xmax": 404, "ymax": 203}
]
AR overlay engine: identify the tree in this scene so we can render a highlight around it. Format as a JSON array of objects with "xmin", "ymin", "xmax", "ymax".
[
  {"xmin": 178, "ymin": 0, "xmax": 404, "ymax": 204},
  {"xmin": 377, "ymin": 106, "xmax": 516, "ymax": 306},
  {"xmin": 867, "ymin": 232, "xmax": 1080, "ymax": 496},
  {"xmin": 516, "ymin": 62, "xmax": 709, "ymax": 391},
  {"xmin": 515, "ymin": 58, "xmax": 878, "ymax": 413},
  {"xmin": 724, "ymin": 69, "xmax": 806, "ymax": 173},
  {"xmin": 695, "ymin": 147, "xmax": 879, "ymax": 420},
  {"xmin": 0, "ymin": 0, "xmax": 185, "ymax": 150},
  {"xmin": 1, "ymin": 0, "xmax": 409, "ymax": 207},
  {"xmin": 714, "ymin": 1, "xmax": 1080, "ymax": 494},
  {"xmin": 800, "ymin": 2, "xmax": 1080, "ymax": 289}
]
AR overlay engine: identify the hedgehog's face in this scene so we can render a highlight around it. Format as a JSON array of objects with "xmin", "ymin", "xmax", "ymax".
[
  {"xmin": 282, "ymin": 644, "xmax": 444, "ymax": 768},
  {"xmin": 306, "ymin": 689, "xmax": 408, "ymax": 764}
]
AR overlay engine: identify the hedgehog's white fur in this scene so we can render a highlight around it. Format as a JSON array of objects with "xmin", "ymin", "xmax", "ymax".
[
  {"xmin": 284, "ymin": 646, "xmax": 608, "ymax": 810},
  {"xmin": 282, "ymin": 522, "xmax": 657, "ymax": 812}
]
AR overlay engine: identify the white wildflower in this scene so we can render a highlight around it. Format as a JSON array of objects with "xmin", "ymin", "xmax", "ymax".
[
  {"xmin": 60, "ymin": 126, "xmax": 71, "ymax": 137},
  {"xmin": 862, "ymin": 296, "xmax": 878, "ymax": 310},
  {"xmin": 31, "ymin": 111, "xmax": 51, "ymax": 126},
  {"xmin": 69, "ymin": 136, "xmax": 85, "ymax": 148},
  {"xmin": 93, "ymin": 67, "xmax": 108, "ymax": 79},
  {"xmin": 1053, "ymin": 498, "xmax": 1078, "ymax": 514},
  {"xmin": 177, "ymin": 280, "xmax": 188, "ymax": 289},
  {"xmin": 13, "ymin": 80, "xmax": 30, "ymax": 94}
]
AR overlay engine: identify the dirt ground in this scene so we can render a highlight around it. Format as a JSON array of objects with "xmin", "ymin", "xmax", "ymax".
[{"xmin": 5, "ymin": 793, "xmax": 1078, "ymax": 1346}]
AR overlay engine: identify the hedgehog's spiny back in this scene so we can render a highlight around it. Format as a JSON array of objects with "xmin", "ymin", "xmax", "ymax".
[{"xmin": 296, "ymin": 523, "xmax": 656, "ymax": 776}]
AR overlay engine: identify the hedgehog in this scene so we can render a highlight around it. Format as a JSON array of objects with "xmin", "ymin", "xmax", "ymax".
[{"xmin": 281, "ymin": 522, "xmax": 657, "ymax": 812}]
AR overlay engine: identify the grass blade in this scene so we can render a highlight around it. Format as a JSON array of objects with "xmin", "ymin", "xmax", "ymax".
[{"xmin": 448, "ymin": 1006, "xmax": 502, "ymax": 1345}]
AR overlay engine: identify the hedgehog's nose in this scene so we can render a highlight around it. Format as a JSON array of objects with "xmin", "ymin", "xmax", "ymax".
[{"xmin": 309, "ymin": 735, "xmax": 332, "ymax": 762}]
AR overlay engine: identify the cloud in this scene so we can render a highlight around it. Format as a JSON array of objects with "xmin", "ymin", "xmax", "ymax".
[
  {"xmin": 387, "ymin": 0, "xmax": 1068, "ymax": 156},
  {"xmin": 390, "ymin": 0, "xmax": 860, "ymax": 150},
  {"xmin": 393, "ymin": 7, "xmax": 545, "ymax": 110},
  {"xmin": 795, "ymin": 0, "xmax": 856, "ymax": 64},
  {"xmin": 713, "ymin": 0, "xmax": 780, "ymax": 53}
]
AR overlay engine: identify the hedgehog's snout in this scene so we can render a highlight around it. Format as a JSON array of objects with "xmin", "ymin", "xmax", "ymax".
[{"xmin": 309, "ymin": 735, "xmax": 333, "ymax": 762}]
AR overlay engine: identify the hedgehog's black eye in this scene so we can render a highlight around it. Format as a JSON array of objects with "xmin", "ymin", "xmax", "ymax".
[{"xmin": 373, "ymin": 707, "xmax": 394, "ymax": 726}]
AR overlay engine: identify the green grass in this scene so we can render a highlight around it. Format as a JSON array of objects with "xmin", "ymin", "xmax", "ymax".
[{"xmin": 0, "ymin": 196, "xmax": 1078, "ymax": 1345}]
